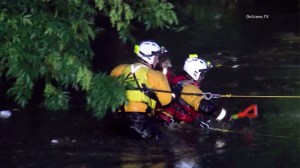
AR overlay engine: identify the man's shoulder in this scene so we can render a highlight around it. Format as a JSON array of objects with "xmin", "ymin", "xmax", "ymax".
[
  {"xmin": 110, "ymin": 64, "xmax": 130, "ymax": 76},
  {"xmin": 114, "ymin": 64, "xmax": 131, "ymax": 70},
  {"xmin": 115, "ymin": 63, "xmax": 130, "ymax": 68},
  {"xmin": 148, "ymin": 68, "xmax": 165, "ymax": 77},
  {"xmin": 182, "ymin": 83, "xmax": 201, "ymax": 93}
]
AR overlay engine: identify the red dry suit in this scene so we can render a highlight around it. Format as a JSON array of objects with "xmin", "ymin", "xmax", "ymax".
[{"xmin": 156, "ymin": 75, "xmax": 203, "ymax": 124}]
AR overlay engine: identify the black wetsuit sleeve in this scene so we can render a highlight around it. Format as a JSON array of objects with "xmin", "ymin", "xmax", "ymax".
[{"xmin": 198, "ymin": 99, "xmax": 221, "ymax": 117}]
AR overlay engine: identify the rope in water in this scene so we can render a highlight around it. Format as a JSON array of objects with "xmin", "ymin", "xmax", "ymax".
[
  {"xmin": 207, "ymin": 127, "xmax": 295, "ymax": 139},
  {"xmin": 199, "ymin": 122, "xmax": 297, "ymax": 139}
]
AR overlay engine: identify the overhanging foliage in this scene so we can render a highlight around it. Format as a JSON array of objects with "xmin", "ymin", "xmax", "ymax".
[{"xmin": 0, "ymin": 0, "xmax": 178, "ymax": 118}]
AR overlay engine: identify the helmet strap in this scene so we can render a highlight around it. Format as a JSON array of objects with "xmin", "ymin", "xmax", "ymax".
[
  {"xmin": 138, "ymin": 60, "xmax": 152, "ymax": 68},
  {"xmin": 185, "ymin": 72, "xmax": 194, "ymax": 81}
]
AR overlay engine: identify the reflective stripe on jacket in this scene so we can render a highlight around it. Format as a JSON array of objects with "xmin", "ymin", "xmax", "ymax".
[
  {"xmin": 123, "ymin": 63, "xmax": 157, "ymax": 110},
  {"xmin": 110, "ymin": 62, "xmax": 172, "ymax": 113}
]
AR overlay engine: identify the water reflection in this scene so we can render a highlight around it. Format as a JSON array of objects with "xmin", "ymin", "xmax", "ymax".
[{"xmin": 0, "ymin": 98, "xmax": 299, "ymax": 168}]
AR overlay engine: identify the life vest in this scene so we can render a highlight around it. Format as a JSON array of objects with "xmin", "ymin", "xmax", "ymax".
[
  {"xmin": 158, "ymin": 75, "xmax": 201, "ymax": 124},
  {"xmin": 122, "ymin": 63, "xmax": 157, "ymax": 111},
  {"xmin": 158, "ymin": 99, "xmax": 201, "ymax": 124}
]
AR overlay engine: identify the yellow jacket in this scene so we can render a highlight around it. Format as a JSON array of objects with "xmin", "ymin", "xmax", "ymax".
[
  {"xmin": 110, "ymin": 62, "xmax": 172, "ymax": 113},
  {"xmin": 180, "ymin": 83, "xmax": 205, "ymax": 111}
]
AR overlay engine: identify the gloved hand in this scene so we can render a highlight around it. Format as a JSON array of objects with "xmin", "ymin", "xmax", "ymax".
[
  {"xmin": 198, "ymin": 99, "xmax": 229, "ymax": 121},
  {"xmin": 171, "ymin": 84, "xmax": 183, "ymax": 99},
  {"xmin": 141, "ymin": 83, "xmax": 158, "ymax": 101}
]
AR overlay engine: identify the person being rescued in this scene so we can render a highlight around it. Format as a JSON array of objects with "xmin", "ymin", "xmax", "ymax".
[
  {"xmin": 155, "ymin": 48, "xmax": 173, "ymax": 83},
  {"xmin": 110, "ymin": 40, "xmax": 172, "ymax": 139},
  {"xmin": 155, "ymin": 54, "xmax": 229, "ymax": 130}
]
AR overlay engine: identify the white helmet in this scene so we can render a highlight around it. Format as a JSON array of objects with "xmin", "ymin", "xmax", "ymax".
[
  {"xmin": 134, "ymin": 41, "xmax": 164, "ymax": 64},
  {"xmin": 183, "ymin": 54, "xmax": 211, "ymax": 80}
]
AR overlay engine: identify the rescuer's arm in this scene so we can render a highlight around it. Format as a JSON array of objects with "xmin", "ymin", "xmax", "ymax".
[
  {"xmin": 147, "ymin": 70, "xmax": 172, "ymax": 106},
  {"xmin": 181, "ymin": 85, "xmax": 228, "ymax": 121}
]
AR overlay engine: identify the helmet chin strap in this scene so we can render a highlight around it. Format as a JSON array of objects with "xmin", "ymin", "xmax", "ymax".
[
  {"xmin": 151, "ymin": 64, "xmax": 156, "ymax": 69},
  {"xmin": 185, "ymin": 73, "xmax": 195, "ymax": 81},
  {"xmin": 138, "ymin": 59, "xmax": 153, "ymax": 69},
  {"xmin": 184, "ymin": 73, "xmax": 201, "ymax": 87}
]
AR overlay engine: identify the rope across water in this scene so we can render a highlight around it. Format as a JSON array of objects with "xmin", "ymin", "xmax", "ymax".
[
  {"xmin": 218, "ymin": 94, "xmax": 300, "ymax": 99},
  {"xmin": 140, "ymin": 87, "xmax": 300, "ymax": 100},
  {"xmin": 192, "ymin": 93, "xmax": 300, "ymax": 100}
]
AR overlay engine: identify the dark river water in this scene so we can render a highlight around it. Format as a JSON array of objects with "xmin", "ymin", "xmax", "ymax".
[{"xmin": 1, "ymin": 2, "xmax": 300, "ymax": 168}]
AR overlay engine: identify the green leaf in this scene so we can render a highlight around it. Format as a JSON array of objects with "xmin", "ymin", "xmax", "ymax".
[
  {"xmin": 43, "ymin": 83, "xmax": 70, "ymax": 111},
  {"xmin": 1, "ymin": 0, "xmax": 178, "ymax": 117},
  {"xmin": 86, "ymin": 73, "xmax": 127, "ymax": 119}
]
